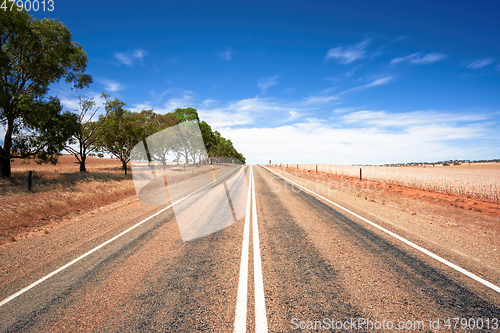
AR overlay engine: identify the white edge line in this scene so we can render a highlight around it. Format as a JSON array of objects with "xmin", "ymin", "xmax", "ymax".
[
  {"xmin": 0, "ymin": 166, "xmax": 243, "ymax": 308},
  {"xmin": 252, "ymin": 166, "xmax": 268, "ymax": 333},
  {"xmin": 233, "ymin": 165, "xmax": 252, "ymax": 333},
  {"xmin": 262, "ymin": 165, "xmax": 500, "ymax": 294}
]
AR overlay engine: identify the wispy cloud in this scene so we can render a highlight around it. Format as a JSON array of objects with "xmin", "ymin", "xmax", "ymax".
[
  {"xmin": 339, "ymin": 75, "xmax": 394, "ymax": 95},
  {"xmin": 257, "ymin": 75, "xmax": 279, "ymax": 94},
  {"xmin": 129, "ymin": 103, "xmax": 154, "ymax": 113},
  {"xmin": 341, "ymin": 110, "xmax": 488, "ymax": 127},
  {"xmin": 326, "ymin": 65, "xmax": 363, "ymax": 82},
  {"xmin": 364, "ymin": 76, "xmax": 393, "ymax": 88},
  {"xmin": 217, "ymin": 47, "xmax": 233, "ymax": 61},
  {"xmin": 466, "ymin": 57, "xmax": 495, "ymax": 69},
  {"xmin": 52, "ymin": 84, "xmax": 108, "ymax": 116},
  {"xmin": 299, "ymin": 95, "xmax": 339, "ymax": 107},
  {"xmin": 199, "ymin": 97, "xmax": 283, "ymax": 128},
  {"xmin": 98, "ymin": 78, "xmax": 123, "ymax": 92},
  {"xmin": 114, "ymin": 49, "xmax": 149, "ymax": 66},
  {"xmin": 283, "ymin": 111, "xmax": 301, "ymax": 123},
  {"xmin": 325, "ymin": 38, "xmax": 372, "ymax": 64},
  {"xmin": 161, "ymin": 92, "xmax": 195, "ymax": 112},
  {"xmin": 390, "ymin": 52, "xmax": 448, "ymax": 66}
]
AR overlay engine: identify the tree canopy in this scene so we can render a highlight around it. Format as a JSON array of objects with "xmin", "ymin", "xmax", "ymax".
[
  {"xmin": 0, "ymin": 10, "xmax": 91, "ymax": 177},
  {"xmin": 0, "ymin": 10, "xmax": 244, "ymax": 176},
  {"xmin": 94, "ymin": 105, "xmax": 245, "ymax": 173}
]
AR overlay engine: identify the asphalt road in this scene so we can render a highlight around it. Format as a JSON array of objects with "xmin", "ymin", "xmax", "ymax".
[{"xmin": 0, "ymin": 165, "xmax": 499, "ymax": 332}]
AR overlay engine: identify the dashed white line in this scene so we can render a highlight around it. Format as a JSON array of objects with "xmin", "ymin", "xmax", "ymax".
[{"xmin": 263, "ymin": 165, "xmax": 500, "ymax": 294}]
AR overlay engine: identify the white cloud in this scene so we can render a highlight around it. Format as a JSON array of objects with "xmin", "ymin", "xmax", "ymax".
[
  {"xmin": 332, "ymin": 107, "xmax": 359, "ymax": 114},
  {"xmin": 217, "ymin": 47, "xmax": 232, "ymax": 61},
  {"xmin": 299, "ymin": 95, "xmax": 339, "ymax": 107},
  {"xmin": 52, "ymin": 85, "xmax": 107, "ymax": 114},
  {"xmin": 341, "ymin": 110, "xmax": 488, "ymax": 127},
  {"xmin": 98, "ymin": 78, "xmax": 123, "ymax": 92},
  {"xmin": 129, "ymin": 103, "xmax": 154, "ymax": 113},
  {"xmin": 283, "ymin": 111, "xmax": 301, "ymax": 123},
  {"xmin": 59, "ymin": 95, "xmax": 81, "ymax": 111},
  {"xmin": 339, "ymin": 75, "xmax": 394, "ymax": 95},
  {"xmin": 198, "ymin": 97, "xmax": 289, "ymax": 128},
  {"xmin": 391, "ymin": 52, "xmax": 448, "ymax": 66},
  {"xmin": 199, "ymin": 109, "xmax": 254, "ymax": 128},
  {"xmin": 467, "ymin": 58, "xmax": 495, "ymax": 69},
  {"xmin": 114, "ymin": 49, "xmax": 149, "ymax": 66},
  {"xmin": 364, "ymin": 76, "xmax": 393, "ymax": 88},
  {"xmin": 257, "ymin": 75, "xmax": 279, "ymax": 94},
  {"xmin": 130, "ymin": 92, "xmax": 194, "ymax": 114},
  {"xmin": 202, "ymin": 99, "xmax": 217, "ymax": 107},
  {"xmin": 325, "ymin": 38, "xmax": 372, "ymax": 64},
  {"xmin": 219, "ymin": 112, "xmax": 492, "ymax": 165},
  {"xmin": 326, "ymin": 65, "xmax": 363, "ymax": 82},
  {"xmin": 160, "ymin": 92, "xmax": 195, "ymax": 112},
  {"xmin": 131, "ymin": 86, "xmax": 496, "ymax": 165}
]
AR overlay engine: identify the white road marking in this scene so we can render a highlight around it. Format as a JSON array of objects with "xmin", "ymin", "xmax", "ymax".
[
  {"xmin": 252, "ymin": 167, "xmax": 268, "ymax": 333},
  {"xmin": 263, "ymin": 166, "xmax": 500, "ymax": 294},
  {"xmin": 234, "ymin": 166, "xmax": 268, "ymax": 333},
  {"xmin": 233, "ymin": 167, "xmax": 252, "ymax": 333},
  {"xmin": 0, "ymin": 166, "xmax": 242, "ymax": 308}
]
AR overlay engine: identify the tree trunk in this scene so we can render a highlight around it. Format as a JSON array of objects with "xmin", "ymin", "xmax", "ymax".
[
  {"xmin": 0, "ymin": 155, "xmax": 11, "ymax": 178},
  {"xmin": 79, "ymin": 154, "xmax": 87, "ymax": 172},
  {"xmin": 0, "ymin": 116, "xmax": 14, "ymax": 178},
  {"xmin": 122, "ymin": 160, "xmax": 127, "ymax": 175}
]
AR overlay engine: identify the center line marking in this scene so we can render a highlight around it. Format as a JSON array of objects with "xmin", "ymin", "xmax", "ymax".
[{"xmin": 234, "ymin": 166, "xmax": 268, "ymax": 333}]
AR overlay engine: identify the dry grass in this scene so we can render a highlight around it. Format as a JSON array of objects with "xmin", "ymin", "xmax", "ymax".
[
  {"xmin": 0, "ymin": 155, "xmax": 135, "ymax": 245},
  {"xmin": 289, "ymin": 162, "xmax": 500, "ymax": 203}
]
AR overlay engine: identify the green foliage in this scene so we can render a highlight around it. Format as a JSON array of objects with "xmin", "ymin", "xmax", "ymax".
[
  {"xmin": 13, "ymin": 97, "xmax": 79, "ymax": 164},
  {"xmin": 173, "ymin": 107, "xmax": 199, "ymax": 123},
  {"xmin": 66, "ymin": 94, "xmax": 109, "ymax": 172},
  {"xmin": 0, "ymin": 10, "xmax": 91, "ymax": 177},
  {"xmin": 171, "ymin": 108, "xmax": 245, "ymax": 164},
  {"xmin": 94, "ymin": 98, "xmax": 143, "ymax": 174}
]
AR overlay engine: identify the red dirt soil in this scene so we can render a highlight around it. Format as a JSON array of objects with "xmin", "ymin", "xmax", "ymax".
[{"xmin": 279, "ymin": 166, "xmax": 500, "ymax": 217}]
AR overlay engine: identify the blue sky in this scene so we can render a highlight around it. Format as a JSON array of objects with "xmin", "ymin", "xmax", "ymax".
[{"xmin": 27, "ymin": 0, "xmax": 500, "ymax": 164}]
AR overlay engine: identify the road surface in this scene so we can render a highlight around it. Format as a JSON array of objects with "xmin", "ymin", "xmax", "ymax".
[{"xmin": 0, "ymin": 165, "xmax": 499, "ymax": 332}]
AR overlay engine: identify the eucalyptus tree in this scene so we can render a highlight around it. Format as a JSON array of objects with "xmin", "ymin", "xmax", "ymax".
[{"xmin": 0, "ymin": 10, "xmax": 92, "ymax": 177}]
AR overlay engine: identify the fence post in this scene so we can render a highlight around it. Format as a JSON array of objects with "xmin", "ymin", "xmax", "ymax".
[
  {"xmin": 297, "ymin": 164, "xmax": 299, "ymax": 170},
  {"xmin": 360, "ymin": 168, "xmax": 362, "ymax": 181},
  {"xmin": 315, "ymin": 165, "xmax": 318, "ymax": 173},
  {"xmin": 28, "ymin": 171, "xmax": 33, "ymax": 191}
]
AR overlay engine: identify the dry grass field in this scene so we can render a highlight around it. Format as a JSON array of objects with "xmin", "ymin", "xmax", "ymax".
[
  {"xmin": 0, "ymin": 155, "xmax": 240, "ymax": 245},
  {"xmin": 289, "ymin": 163, "xmax": 500, "ymax": 203},
  {"xmin": 0, "ymin": 155, "xmax": 135, "ymax": 245}
]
